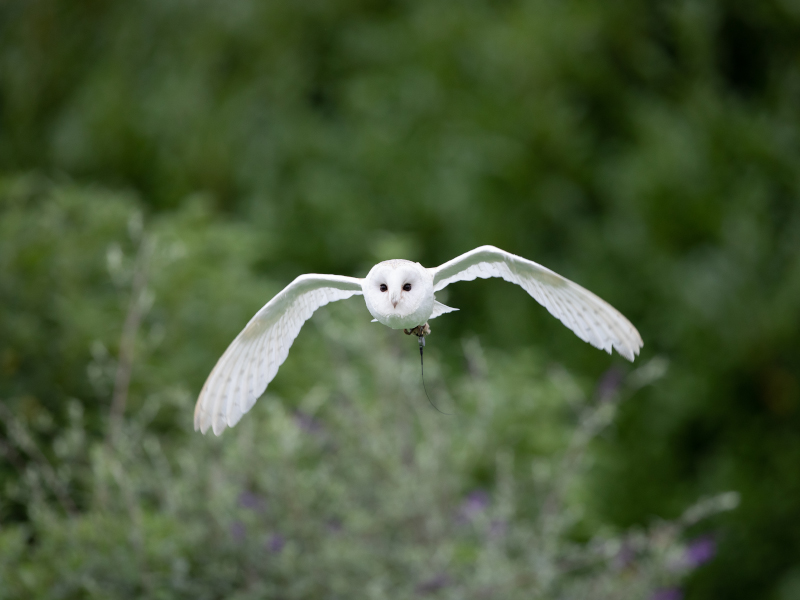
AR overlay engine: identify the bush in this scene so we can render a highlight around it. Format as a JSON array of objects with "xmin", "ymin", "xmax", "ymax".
[
  {"xmin": 0, "ymin": 181, "xmax": 735, "ymax": 599},
  {"xmin": 0, "ymin": 301, "xmax": 733, "ymax": 599}
]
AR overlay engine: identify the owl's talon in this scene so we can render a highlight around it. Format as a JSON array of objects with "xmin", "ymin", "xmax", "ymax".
[{"xmin": 403, "ymin": 322, "xmax": 431, "ymax": 337}]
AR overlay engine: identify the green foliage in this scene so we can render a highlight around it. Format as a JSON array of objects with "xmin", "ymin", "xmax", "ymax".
[
  {"xmin": 0, "ymin": 232, "xmax": 732, "ymax": 597},
  {"xmin": 1, "ymin": 0, "xmax": 800, "ymax": 596},
  {"xmin": 0, "ymin": 181, "xmax": 734, "ymax": 598}
]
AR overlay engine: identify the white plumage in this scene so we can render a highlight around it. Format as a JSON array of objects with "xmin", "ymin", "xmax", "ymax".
[{"xmin": 194, "ymin": 245, "xmax": 643, "ymax": 435}]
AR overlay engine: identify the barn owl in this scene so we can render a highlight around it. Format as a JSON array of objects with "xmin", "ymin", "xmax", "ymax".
[{"xmin": 195, "ymin": 245, "xmax": 643, "ymax": 435}]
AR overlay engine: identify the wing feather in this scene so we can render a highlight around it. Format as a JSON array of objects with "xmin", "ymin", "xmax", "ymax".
[
  {"xmin": 565, "ymin": 287, "xmax": 621, "ymax": 353},
  {"xmin": 208, "ymin": 335, "xmax": 249, "ymax": 431},
  {"xmin": 228, "ymin": 329, "xmax": 258, "ymax": 427},
  {"xmin": 429, "ymin": 300, "xmax": 459, "ymax": 320},
  {"xmin": 562, "ymin": 288, "xmax": 605, "ymax": 347},
  {"xmin": 562, "ymin": 288, "xmax": 608, "ymax": 351},
  {"xmin": 195, "ymin": 274, "xmax": 363, "ymax": 435},
  {"xmin": 245, "ymin": 330, "xmax": 271, "ymax": 414},
  {"xmin": 430, "ymin": 246, "xmax": 642, "ymax": 361},
  {"xmin": 218, "ymin": 333, "xmax": 253, "ymax": 427},
  {"xmin": 228, "ymin": 324, "xmax": 259, "ymax": 424},
  {"xmin": 220, "ymin": 341, "xmax": 246, "ymax": 427},
  {"xmin": 244, "ymin": 324, "xmax": 268, "ymax": 399}
]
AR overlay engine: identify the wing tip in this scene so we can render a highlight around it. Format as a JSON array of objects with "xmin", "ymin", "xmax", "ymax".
[
  {"xmin": 194, "ymin": 387, "xmax": 230, "ymax": 436},
  {"xmin": 194, "ymin": 391, "xmax": 209, "ymax": 434},
  {"xmin": 211, "ymin": 415, "xmax": 228, "ymax": 436},
  {"xmin": 615, "ymin": 337, "xmax": 643, "ymax": 363}
]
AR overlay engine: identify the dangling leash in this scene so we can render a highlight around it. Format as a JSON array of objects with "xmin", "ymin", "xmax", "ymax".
[{"xmin": 404, "ymin": 323, "xmax": 450, "ymax": 415}]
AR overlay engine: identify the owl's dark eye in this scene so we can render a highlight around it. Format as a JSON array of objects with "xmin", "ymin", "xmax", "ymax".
[
  {"xmin": 379, "ymin": 284, "xmax": 388, "ymax": 292},
  {"xmin": 403, "ymin": 283, "xmax": 412, "ymax": 291}
]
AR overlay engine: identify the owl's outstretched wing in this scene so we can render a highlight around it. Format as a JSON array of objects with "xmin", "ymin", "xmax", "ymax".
[
  {"xmin": 195, "ymin": 274, "xmax": 363, "ymax": 435},
  {"xmin": 430, "ymin": 246, "xmax": 642, "ymax": 361}
]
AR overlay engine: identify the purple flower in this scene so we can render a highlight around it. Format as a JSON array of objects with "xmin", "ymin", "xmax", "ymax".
[
  {"xmin": 459, "ymin": 490, "xmax": 489, "ymax": 521},
  {"xmin": 686, "ymin": 535, "xmax": 716, "ymax": 567},
  {"xmin": 238, "ymin": 490, "xmax": 266, "ymax": 511},
  {"xmin": 416, "ymin": 573, "xmax": 449, "ymax": 595},
  {"xmin": 230, "ymin": 521, "xmax": 246, "ymax": 543},
  {"xmin": 614, "ymin": 541, "xmax": 635, "ymax": 570},
  {"xmin": 327, "ymin": 518, "xmax": 343, "ymax": 533},
  {"xmin": 267, "ymin": 533, "xmax": 285, "ymax": 553},
  {"xmin": 488, "ymin": 519, "xmax": 507, "ymax": 539},
  {"xmin": 294, "ymin": 411, "xmax": 323, "ymax": 434},
  {"xmin": 595, "ymin": 367, "xmax": 625, "ymax": 402},
  {"xmin": 651, "ymin": 588, "xmax": 683, "ymax": 600}
]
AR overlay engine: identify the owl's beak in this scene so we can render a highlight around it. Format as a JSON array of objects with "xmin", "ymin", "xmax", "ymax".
[{"xmin": 391, "ymin": 293, "xmax": 399, "ymax": 308}]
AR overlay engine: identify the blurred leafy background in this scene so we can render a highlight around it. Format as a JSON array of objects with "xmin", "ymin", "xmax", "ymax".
[{"xmin": 1, "ymin": 0, "xmax": 799, "ymax": 597}]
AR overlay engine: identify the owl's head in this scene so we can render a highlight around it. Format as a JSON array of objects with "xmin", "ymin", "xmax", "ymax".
[{"xmin": 364, "ymin": 260, "xmax": 433, "ymax": 324}]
